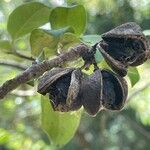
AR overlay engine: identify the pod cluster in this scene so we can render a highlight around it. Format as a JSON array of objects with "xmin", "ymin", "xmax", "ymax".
[
  {"xmin": 38, "ymin": 68, "xmax": 128, "ymax": 116},
  {"xmin": 37, "ymin": 22, "xmax": 149, "ymax": 116}
]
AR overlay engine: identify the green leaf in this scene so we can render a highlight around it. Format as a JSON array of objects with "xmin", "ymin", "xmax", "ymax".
[
  {"xmin": 48, "ymin": 26, "xmax": 75, "ymax": 37},
  {"xmin": 98, "ymin": 60, "xmax": 111, "ymax": 70},
  {"xmin": 128, "ymin": 67, "xmax": 140, "ymax": 87},
  {"xmin": 41, "ymin": 96, "xmax": 82, "ymax": 148},
  {"xmin": 36, "ymin": 50, "xmax": 45, "ymax": 63},
  {"xmin": 94, "ymin": 49, "xmax": 103, "ymax": 64},
  {"xmin": 7, "ymin": 2, "xmax": 51, "ymax": 39},
  {"xmin": 0, "ymin": 40, "xmax": 11, "ymax": 52},
  {"xmin": 58, "ymin": 33, "xmax": 80, "ymax": 53},
  {"xmin": 30, "ymin": 27, "xmax": 75, "ymax": 58},
  {"xmin": 50, "ymin": 5, "xmax": 86, "ymax": 36},
  {"xmin": 81, "ymin": 35, "xmax": 102, "ymax": 46},
  {"xmin": 30, "ymin": 29, "xmax": 58, "ymax": 58}
]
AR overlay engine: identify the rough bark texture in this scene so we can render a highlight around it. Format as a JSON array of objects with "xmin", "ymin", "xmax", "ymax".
[{"xmin": 0, "ymin": 44, "xmax": 89, "ymax": 99}]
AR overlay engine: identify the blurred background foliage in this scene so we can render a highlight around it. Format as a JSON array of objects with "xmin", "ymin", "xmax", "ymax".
[{"xmin": 0, "ymin": 0, "xmax": 150, "ymax": 150}]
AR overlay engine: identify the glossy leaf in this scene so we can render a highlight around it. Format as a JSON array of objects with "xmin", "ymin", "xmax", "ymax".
[
  {"xmin": 81, "ymin": 35, "xmax": 102, "ymax": 46},
  {"xmin": 41, "ymin": 96, "xmax": 82, "ymax": 148},
  {"xmin": 30, "ymin": 27, "xmax": 75, "ymax": 58},
  {"xmin": 128, "ymin": 67, "xmax": 140, "ymax": 87},
  {"xmin": 7, "ymin": 2, "xmax": 51, "ymax": 39},
  {"xmin": 50, "ymin": 5, "xmax": 86, "ymax": 36}
]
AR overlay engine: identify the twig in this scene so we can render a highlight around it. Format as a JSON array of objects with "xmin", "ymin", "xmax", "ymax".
[
  {"xmin": 0, "ymin": 44, "xmax": 89, "ymax": 100},
  {"xmin": 0, "ymin": 61, "xmax": 28, "ymax": 70},
  {"xmin": 6, "ymin": 51, "xmax": 35, "ymax": 61}
]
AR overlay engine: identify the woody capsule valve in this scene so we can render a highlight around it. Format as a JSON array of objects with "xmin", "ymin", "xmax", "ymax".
[
  {"xmin": 101, "ymin": 69, "xmax": 128, "ymax": 110},
  {"xmin": 80, "ymin": 69, "xmax": 103, "ymax": 116},
  {"xmin": 38, "ymin": 68, "xmax": 83, "ymax": 112}
]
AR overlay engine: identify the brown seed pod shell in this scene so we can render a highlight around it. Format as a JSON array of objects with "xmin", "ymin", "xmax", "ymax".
[
  {"xmin": 66, "ymin": 69, "xmax": 83, "ymax": 110},
  {"xmin": 98, "ymin": 22, "xmax": 150, "ymax": 76},
  {"xmin": 81, "ymin": 69, "xmax": 103, "ymax": 116},
  {"xmin": 97, "ymin": 43, "xmax": 127, "ymax": 77},
  {"xmin": 38, "ymin": 68, "xmax": 83, "ymax": 112},
  {"xmin": 101, "ymin": 69, "xmax": 128, "ymax": 110},
  {"xmin": 38, "ymin": 68, "xmax": 74, "ymax": 95}
]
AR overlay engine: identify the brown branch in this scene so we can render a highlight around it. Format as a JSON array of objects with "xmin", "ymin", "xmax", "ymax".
[
  {"xmin": 0, "ymin": 61, "xmax": 28, "ymax": 70},
  {"xmin": 0, "ymin": 44, "xmax": 89, "ymax": 100}
]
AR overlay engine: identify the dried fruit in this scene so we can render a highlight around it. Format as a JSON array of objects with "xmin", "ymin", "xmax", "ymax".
[
  {"xmin": 101, "ymin": 69, "xmax": 128, "ymax": 110},
  {"xmin": 98, "ymin": 22, "xmax": 150, "ymax": 76},
  {"xmin": 80, "ymin": 69, "xmax": 103, "ymax": 116},
  {"xmin": 38, "ymin": 68, "xmax": 83, "ymax": 112},
  {"xmin": 80, "ymin": 68, "xmax": 128, "ymax": 115},
  {"xmin": 98, "ymin": 42, "xmax": 128, "ymax": 76},
  {"xmin": 38, "ymin": 67, "xmax": 128, "ymax": 115}
]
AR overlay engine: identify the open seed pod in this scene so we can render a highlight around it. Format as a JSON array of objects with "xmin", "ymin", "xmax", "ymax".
[
  {"xmin": 80, "ymin": 69, "xmax": 103, "ymax": 116},
  {"xmin": 38, "ymin": 68, "xmax": 83, "ymax": 112},
  {"xmin": 98, "ymin": 42, "xmax": 128, "ymax": 76},
  {"xmin": 101, "ymin": 69, "xmax": 128, "ymax": 110},
  {"xmin": 98, "ymin": 22, "xmax": 150, "ymax": 76}
]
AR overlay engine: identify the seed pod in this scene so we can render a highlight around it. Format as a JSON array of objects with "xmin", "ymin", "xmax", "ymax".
[
  {"xmin": 98, "ymin": 42, "xmax": 128, "ymax": 76},
  {"xmin": 38, "ymin": 68, "xmax": 83, "ymax": 112},
  {"xmin": 98, "ymin": 22, "xmax": 150, "ymax": 76},
  {"xmin": 101, "ymin": 69, "xmax": 128, "ymax": 110},
  {"xmin": 38, "ymin": 68, "xmax": 71, "ymax": 95},
  {"xmin": 66, "ymin": 69, "xmax": 83, "ymax": 110},
  {"xmin": 81, "ymin": 69, "xmax": 103, "ymax": 116}
]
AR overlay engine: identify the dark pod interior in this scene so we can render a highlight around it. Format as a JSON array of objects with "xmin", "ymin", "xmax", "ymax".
[
  {"xmin": 48, "ymin": 72, "xmax": 72, "ymax": 111},
  {"xmin": 102, "ymin": 36, "xmax": 145, "ymax": 65},
  {"xmin": 37, "ymin": 68, "xmax": 74, "ymax": 95},
  {"xmin": 48, "ymin": 69, "xmax": 83, "ymax": 112},
  {"xmin": 101, "ymin": 70, "xmax": 124, "ymax": 110}
]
